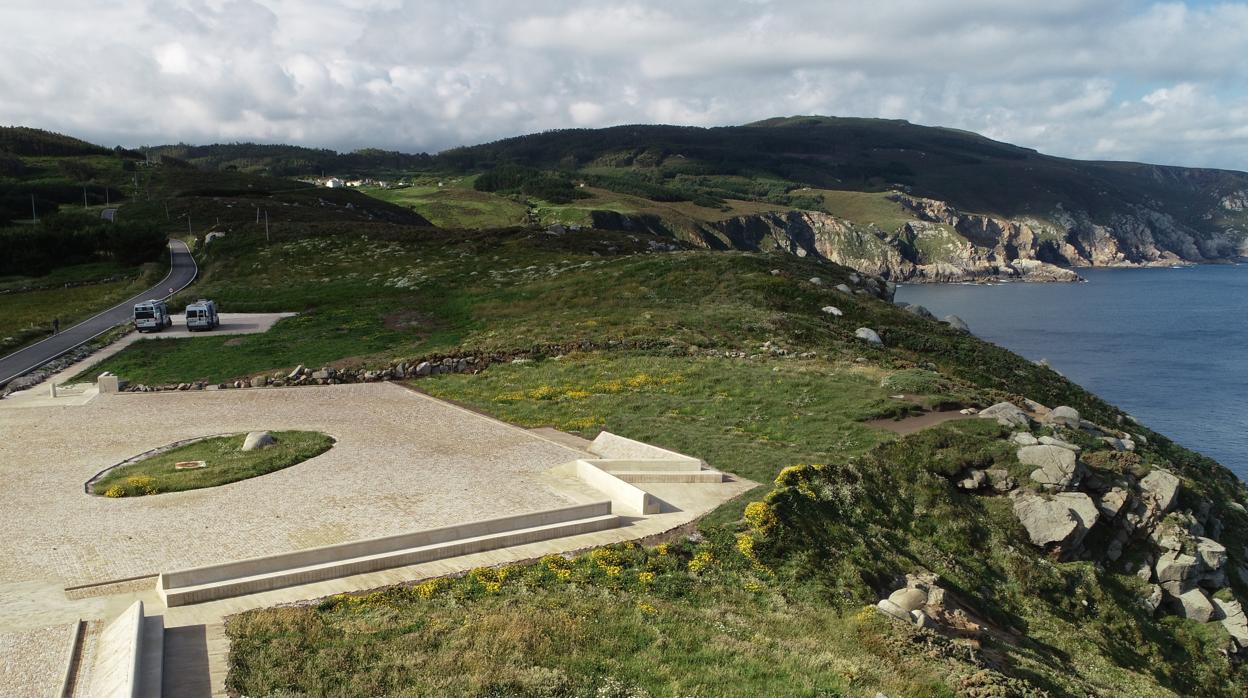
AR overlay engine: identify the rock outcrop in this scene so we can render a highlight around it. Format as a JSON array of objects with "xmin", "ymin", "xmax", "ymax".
[{"xmin": 588, "ymin": 188, "xmax": 1248, "ymax": 284}]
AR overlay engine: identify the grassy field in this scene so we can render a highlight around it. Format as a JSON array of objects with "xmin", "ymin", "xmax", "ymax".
[
  {"xmin": 0, "ymin": 261, "xmax": 163, "ymax": 355},
  {"xmin": 92, "ymin": 430, "xmax": 333, "ymax": 497},
  {"xmin": 362, "ymin": 185, "xmax": 530, "ymax": 228},
  {"xmin": 418, "ymin": 353, "xmax": 919, "ymax": 486}
]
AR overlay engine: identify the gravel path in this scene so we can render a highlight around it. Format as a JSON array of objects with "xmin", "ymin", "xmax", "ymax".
[
  {"xmin": 0, "ymin": 623, "xmax": 75, "ymax": 697},
  {"xmin": 0, "ymin": 382, "xmax": 588, "ymax": 587}
]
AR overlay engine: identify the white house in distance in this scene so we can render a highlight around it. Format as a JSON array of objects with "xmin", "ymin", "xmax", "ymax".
[{"xmin": 323, "ymin": 177, "xmax": 345, "ymax": 189}]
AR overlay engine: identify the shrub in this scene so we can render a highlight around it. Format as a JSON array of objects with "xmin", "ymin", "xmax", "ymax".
[{"xmin": 880, "ymin": 368, "xmax": 948, "ymax": 395}]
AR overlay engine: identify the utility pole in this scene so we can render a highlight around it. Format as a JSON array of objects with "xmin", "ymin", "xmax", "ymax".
[
  {"xmin": 84, "ymin": 187, "xmax": 89, "ymax": 208},
  {"xmin": 255, "ymin": 206, "xmax": 260, "ymax": 224},
  {"xmin": 164, "ymin": 202, "xmax": 169, "ymax": 221},
  {"xmin": 31, "ymin": 194, "xmax": 37, "ymax": 222},
  {"xmin": 105, "ymin": 188, "xmax": 110, "ymax": 206},
  {"xmin": 264, "ymin": 209, "xmax": 270, "ymax": 243},
  {"xmin": 188, "ymin": 215, "xmax": 192, "ymax": 236}
]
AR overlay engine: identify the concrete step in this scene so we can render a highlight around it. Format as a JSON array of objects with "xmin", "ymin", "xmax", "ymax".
[
  {"xmin": 609, "ymin": 470, "xmax": 725, "ymax": 484},
  {"xmin": 159, "ymin": 503, "xmax": 619, "ymax": 607}
]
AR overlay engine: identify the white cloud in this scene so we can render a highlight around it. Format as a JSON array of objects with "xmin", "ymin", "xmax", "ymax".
[{"xmin": 0, "ymin": 1, "xmax": 1246, "ymax": 170}]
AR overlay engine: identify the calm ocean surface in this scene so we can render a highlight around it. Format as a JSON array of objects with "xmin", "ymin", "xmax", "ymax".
[{"xmin": 896, "ymin": 264, "xmax": 1248, "ymax": 480}]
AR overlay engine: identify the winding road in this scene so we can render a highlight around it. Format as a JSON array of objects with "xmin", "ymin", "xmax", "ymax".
[{"xmin": 0, "ymin": 240, "xmax": 198, "ymax": 387}]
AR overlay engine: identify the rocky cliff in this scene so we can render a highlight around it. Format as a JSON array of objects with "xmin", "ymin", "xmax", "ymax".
[{"xmin": 583, "ymin": 189, "xmax": 1248, "ymax": 283}]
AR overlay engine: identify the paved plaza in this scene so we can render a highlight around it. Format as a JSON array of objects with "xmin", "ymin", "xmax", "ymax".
[{"xmin": 0, "ymin": 382, "xmax": 600, "ymax": 590}]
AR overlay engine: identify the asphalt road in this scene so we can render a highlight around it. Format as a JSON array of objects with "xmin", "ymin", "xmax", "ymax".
[{"xmin": 0, "ymin": 240, "xmax": 198, "ymax": 387}]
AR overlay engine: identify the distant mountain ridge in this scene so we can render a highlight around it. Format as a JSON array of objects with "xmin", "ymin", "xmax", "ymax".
[{"xmin": 8, "ymin": 117, "xmax": 1246, "ymax": 280}]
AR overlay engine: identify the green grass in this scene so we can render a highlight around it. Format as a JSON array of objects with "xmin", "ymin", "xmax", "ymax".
[
  {"xmin": 362, "ymin": 186, "xmax": 529, "ymax": 228},
  {"xmin": 814, "ymin": 190, "xmax": 915, "ymax": 231},
  {"xmin": 227, "ymin": 554, "xmax": 954, "ymax": 698},
  {"xmin": 92, "ymin": 430, "xmax": 333, "ymax": 496},
  {"xmin": 0, "ymin": 263, "xmax": 162, "ymax": 355},
  {"xmin": 420, "ymin": 353, "xmax": 910, "ymax": 485}
]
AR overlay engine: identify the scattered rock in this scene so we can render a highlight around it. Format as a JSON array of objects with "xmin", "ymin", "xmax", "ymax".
[
  {"xmin": 1044, "ymin": 405, "xmax": 1081, "ymax": 428},
  {"xmin": 1018, "ymin": 444, "xmax": 1082, "ymax": 489},
  {"xmin": 1012, "ymin": 432, "xmax": 1039, "ymax": 446},
  {"xmin": 985, "ymin": 468, "xmax": 1017, "ymax": 493},
  {"xmin": 1140, "ymin": 469, "xmax": 1181, "ymax": 515},
  {"xmin": 1142, "ymin": 584, "xmax": 1164, "ymax": 614},
  {"xmin": 876, "ymin": 598, "xmax": 911, "ymax": 622},
  {"xmin": 943, "ymin": 315, "xmax": 971, "ymax": 333},
  {"xmin": 835, "ymin": 283, "xmax": 853, "ymax": 294},
  {"xmin": 979, "ymin": 402, "xmax": 1030, "ymax": 428},
  {"xmin": 956, "ymin": 469, "xmax": 987, "ymax": 491},
  {"xmin": 820, "ymin": 305, "xmax": 843, "ymax": 316},
  {"xmin": 1101, "ymin": 436, "xmax": 1135, "ymax": 452},
  {"xmin": 1197, "ymin": 537, "xmax": 1228, "ymax": 572},
  {"xmin": 287, "ymin": 364, "xmax": 305, "ymax": 381},
  {"xmin": 242, "ymin": 431, "xmax": 276, "ymax": 451},
  {"xmin": 854, "ymin": 328, "xmax": 883, "ymax": 346},
  {"xmin": 1039, "ymin": 435, "xmax": 1081, "ymax": 452},
  {"xmin": 809, "ymin": 276, "xmax": 823, "ymax": 286},
  {"xmin": 1098, "ymin": 488, "xmax": 1130, "ymax": 519},
  {"xmin": 1215, "ymin": 598, "xmax": 1248, "ymax": 647}
]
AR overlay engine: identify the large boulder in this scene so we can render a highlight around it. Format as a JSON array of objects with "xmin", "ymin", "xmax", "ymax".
[
  {"xmin": 903, "ymin": 304, "xmax": 936, "ymax": 320},
  {"xmin": 1018, "ymin": 444, "xmax": 1082, "ymax": 489},
  {"xmin": 1140, "ymin": 468, "xmax": 1181, "ymax": 515},
  {"xmin": 1013, "ymin": 491, "xmax": 1099, "ymax": 550},
  {"xmin": 943, "ymin": 315, "xmax": 970, "ymax": 333},
  {"xmin": 1044, "ymin": 405, "xmax": 1081, "ymax": 428},
  {"xmin": 1197, "ymin": 537, "xmax": 1228, "ymax": 572},
  {"xmin": 242, "ymin": 431, "xmax": 276, "ymax": 451},
  {"xmin": 1097, "ymin": 487, "xmax": 1130, "ymax": 519},
  {"xmin": 887, "ymin": 587, "xmax": 928, "ymax": 613},
  {"xmin": 1155, "ymin": 551, "xmax": 1199, "ymax": 595},
  {"xmin": 1174, "ymin": 588, "xmax": 1216, "ymax": 623},
  {"xmin": 978, "ymin": 402, "xmax": 1030, "ymax": 428},
  {"xmin": 854, "ymin": 328, "xmax": 883, "ymax": 346}
]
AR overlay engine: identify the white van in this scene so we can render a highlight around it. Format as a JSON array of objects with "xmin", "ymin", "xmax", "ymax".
[
  {"xmin": 185, "ymin": 299, "xmax": 220, "ymax": 331},
  {"xmin": 133, "ymin": 300, "xmax": 172, "ymax": 333}
]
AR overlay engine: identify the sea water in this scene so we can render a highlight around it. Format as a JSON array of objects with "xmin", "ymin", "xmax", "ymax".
[{"xmin": 896, "ymin": 264, "xmax": 1248, "ymax": 480}]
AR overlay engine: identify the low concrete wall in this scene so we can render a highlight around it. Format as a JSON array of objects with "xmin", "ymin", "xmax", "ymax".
[
  {"xmin": 89, "ymin": 600, "xmax": 144, "ymax": 698},
  {"xmin": 588, "ymin": 458, "xmax": 705, "ymax": 473},
  {"xmin": 574, "ymin": 460, "xmax": 660, "ymax": 515},
  {"xmin": 610, "ymin": 471, "xmax": 725, "ymax": 484},
  {"xmin": 588, "ymin": 432, "xmax": 703, "ymax": 464},
  {"xmin": 160, "ymin": 501, "xmax": 618, "ymax": 606}
]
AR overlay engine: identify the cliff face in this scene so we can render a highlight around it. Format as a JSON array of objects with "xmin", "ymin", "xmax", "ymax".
[{"xmin": 633, "ymin": 192, "xmax": 1248, "ymax": 283}]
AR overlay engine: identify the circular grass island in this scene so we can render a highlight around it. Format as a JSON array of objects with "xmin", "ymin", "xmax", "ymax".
[{"xmin": 89, "ymin": 431, "xmax": 335, "ymax": 497}]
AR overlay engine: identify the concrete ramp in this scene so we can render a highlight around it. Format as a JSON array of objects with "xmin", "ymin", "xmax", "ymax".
[
  {"xmin": 157, "ymin": 502, "xmax": 618, "ymax": 607},
  {"xmin": 89, "ymin": 600, "xmax": 162, "ymax": 698}
]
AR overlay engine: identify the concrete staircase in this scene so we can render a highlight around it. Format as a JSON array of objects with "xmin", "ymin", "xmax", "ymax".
[
  {"xmin": 559, "ymin": 432, "xmax": 726, "ymax": 515},
  {"xmin": 157, "ymin": 501, "xmax": 618, "ymax": 607}
]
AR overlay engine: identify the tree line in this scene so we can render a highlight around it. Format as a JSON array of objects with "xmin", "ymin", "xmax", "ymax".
[{"xmin": 0, "ymin": 212, "xmax": 167, "ymax": 276}]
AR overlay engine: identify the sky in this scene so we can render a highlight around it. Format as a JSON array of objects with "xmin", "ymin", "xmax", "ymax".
[{"xmin": 3, "ymin": 0, "xmax": 1248, "ymax": 169}]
